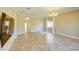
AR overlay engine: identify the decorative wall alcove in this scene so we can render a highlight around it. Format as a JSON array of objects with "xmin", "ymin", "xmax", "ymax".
[{"xmin": 0, "ymin": 12, "xmax": 14, "ymax": 47}]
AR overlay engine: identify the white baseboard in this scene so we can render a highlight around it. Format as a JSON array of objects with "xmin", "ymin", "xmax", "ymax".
[
  {"xmin": 56, "ymin": 32, "xmax": 79, "ymax": 39},
  {"xmin": 17, "ymin": 32, "xmax": 25, "ymax": 35}
]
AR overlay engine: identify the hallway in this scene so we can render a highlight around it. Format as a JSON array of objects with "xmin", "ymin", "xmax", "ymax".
[{"xmin": 10, "ymin": 32, "xmax": 79, "ymax": 51}]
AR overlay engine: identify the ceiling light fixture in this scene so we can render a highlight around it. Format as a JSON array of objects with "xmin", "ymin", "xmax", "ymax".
[{"xmin": 49, "ymin": 13, "xmax": 58, "ymax": 17}]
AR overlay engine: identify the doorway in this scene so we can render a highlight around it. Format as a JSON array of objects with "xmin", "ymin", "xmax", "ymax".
[
  {"xmin": 25, "ymin": 21, "xmax": 27, "ymax": 33},
  {"xmin": 24, "ymin": 17, "xmax": 30, "ymax": 33},
  {"xmin": 46, "ymin": 17, "xmax": 55, "ymax": 33}
]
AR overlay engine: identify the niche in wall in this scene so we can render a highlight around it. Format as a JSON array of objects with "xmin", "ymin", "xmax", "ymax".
[{"xmin": 0, "ymin": 12, "xmax": 14, "ymax": 47}]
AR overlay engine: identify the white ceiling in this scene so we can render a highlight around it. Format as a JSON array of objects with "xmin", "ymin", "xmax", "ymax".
[{"xmin": 15, "ymin": 7, "xmax": 79, "ymax": 17}]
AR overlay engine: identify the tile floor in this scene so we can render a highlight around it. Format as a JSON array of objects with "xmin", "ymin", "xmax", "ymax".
[{"xmin": 10, "ymin": 32, "xmax": 79, "ymax": 51}]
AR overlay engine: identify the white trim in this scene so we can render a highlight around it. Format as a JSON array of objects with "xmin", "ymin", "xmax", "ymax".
[
  {"xmin": 59, "ymin": 8, "xmax": 79, "ymax": 14},
  {"xmin": 17, "ymin": 31, "xmax": 25, "ymax": 35},
  {"xmin": 56, "ymin": 32, "xmax": 79, "ymax": 39}
]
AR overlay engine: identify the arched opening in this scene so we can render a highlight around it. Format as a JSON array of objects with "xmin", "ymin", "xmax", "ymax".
[{"xmin": 24, "ymin": 17, "xmax": 30, "ymax": 33}]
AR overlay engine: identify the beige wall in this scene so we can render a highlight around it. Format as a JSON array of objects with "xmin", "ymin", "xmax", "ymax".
[
  {"xmin": 17, "ymin": 15, "xmax": 43, "ymax": 33},
  {"xmin": 0, "ymin": 8, "xmax": 17, "ymax": 34},
  {"xmin": 55, "ymin": 9, "xmax": 79, "ymax": 39},
  {"xmin": 17, "ymin": 13, "xmax": 26, "ymax": 34},
  {"xmin": 30, "ymin": 17, "xmax": 41, "ymax": 29},
  {"xmin": 26, "ymin": 17, "xmax": 42, "ymax": 32},
  {"xmin": 0, "ymin": 7, "xmax": 17, "ymax": 50}
]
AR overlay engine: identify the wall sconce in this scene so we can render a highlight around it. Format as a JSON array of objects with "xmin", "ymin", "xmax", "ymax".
[{"xmin": 52, "ymin": 13, "xmax": 58, "ymax": 16}]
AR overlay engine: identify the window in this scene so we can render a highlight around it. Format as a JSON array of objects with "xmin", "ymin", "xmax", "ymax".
[{"xmin": 47, "ymin": 21, "xmax": 53, "ymax": 28}]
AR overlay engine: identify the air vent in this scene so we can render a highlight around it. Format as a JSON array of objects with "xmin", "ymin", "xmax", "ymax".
[{"xmin": 26, "ymin": 7, "xmax": 31, "ymax": 9}]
